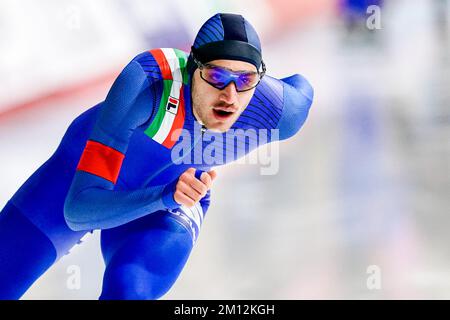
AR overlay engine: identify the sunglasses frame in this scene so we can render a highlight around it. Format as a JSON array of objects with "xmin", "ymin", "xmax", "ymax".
[{"xmin": 193, "ymin": 56, "xmax": 266, "ymax": 92}]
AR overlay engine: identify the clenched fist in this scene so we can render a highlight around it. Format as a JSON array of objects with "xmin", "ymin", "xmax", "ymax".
[{"xmin": 174, "ymin": 168, "xmax": 217, "ymax": 208}]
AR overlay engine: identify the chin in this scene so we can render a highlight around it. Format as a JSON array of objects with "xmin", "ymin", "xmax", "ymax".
[
  {"xmin": 204, "ymin": 112, "xmax": 240, "ymax": 133},
  {"xmin": 208, "ymin": 126, "xmax": 228, "ymax": 133},
  {"xmin": 206, "ymin": 121, "xmax": 233, "ymax": 133}
]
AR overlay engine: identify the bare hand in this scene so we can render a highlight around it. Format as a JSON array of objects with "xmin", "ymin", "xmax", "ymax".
[{"xmin": 173, "ymin": 168, "xmax": 217, "ymax": 208}]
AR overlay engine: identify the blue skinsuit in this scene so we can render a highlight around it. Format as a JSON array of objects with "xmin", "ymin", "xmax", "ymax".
[{"xmin": 0, "ymin": 49, "xmax": 313, "ymax": 299}]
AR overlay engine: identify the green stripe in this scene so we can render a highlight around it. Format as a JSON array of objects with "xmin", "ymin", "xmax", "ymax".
[
  {"xmin": 145, "ymin": 79, "xmax": 173, "ymax": 138},
  {"xmin": 173, "ymin": 48, "xmax": 188, "ymax": 85}
]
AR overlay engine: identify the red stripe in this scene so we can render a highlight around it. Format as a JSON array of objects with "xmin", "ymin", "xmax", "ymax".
[
  {"xmin": 162, "ymin": 85, "xmax": 185, "ymax": 149},
  {"xmin": 76, "ymin": 140, "xmax": 125, "ymax": 184},
  {"xmin": 149, "ymin": 49, "xmax": 172, "ymax": 80}
]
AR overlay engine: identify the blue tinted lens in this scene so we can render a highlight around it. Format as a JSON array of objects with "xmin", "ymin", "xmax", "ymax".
[
  {"xmin": 203, "ymin": 66, "xmax": 232, "ymax": 88},
  {"xmin": 235, "ymin": 72, "xmax": 259, "ymax": 91},
  {"xmin": 201, "ymin": 65, "xmax": 260, "ymax": 91}
]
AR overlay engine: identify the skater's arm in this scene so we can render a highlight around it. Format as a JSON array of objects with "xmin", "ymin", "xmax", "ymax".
[
  {"xmin": 234, "ymin": 73, "xmax": 313, "ymax": 149},
  {"xmin": 275, "ymin": 74, "xmax": 314, "ymax": 140},
  {"xmin": 64, "ymin": 172, "xmax": 178, "ymax": 231},
  {"xmin": 65, "ymin": 168, "xmax": 214, "ymax": 231},
  {"xmin": 64, "ymin": 52, "xmax": 180, "ymax": 231}
]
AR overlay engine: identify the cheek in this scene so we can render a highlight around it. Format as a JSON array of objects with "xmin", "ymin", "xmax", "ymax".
[
  {"xmin": 193, "ymin": 84, "xmax": 217, "ymax": 114},
  {"xmin": 199, "ymin": 84, "xmax": 220, "ymax": 106}
]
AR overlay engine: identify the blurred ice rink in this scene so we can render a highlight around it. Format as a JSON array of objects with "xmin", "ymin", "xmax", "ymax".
[{"xmin": 0, "ymin": 0, "xmax": 449, "ymax": 299}]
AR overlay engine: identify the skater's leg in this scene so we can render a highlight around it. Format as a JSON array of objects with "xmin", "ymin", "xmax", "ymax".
[
  {"xmin": 0, "ymin": 201, "xmax": 57, "ymax": 299},
  {"xmin": 0, "ymin": 104, "xmax": 103, "ymax": 299},
  {"xmin": 99, "ymin": 210, "xmax": 198, "ymax": 300}
]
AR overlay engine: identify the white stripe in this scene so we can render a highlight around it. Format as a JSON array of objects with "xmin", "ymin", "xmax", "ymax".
[
  {"xmin": 161, "ymin": 48, "xmax": 183, "ymax": 82},
  {"xmin": 191, "ymin": 228, "xmax": 197, "ymax": 244},
  {"xmin": 180, "ymin": 205, "xmax": 201, "ymax": 229},
  {"xmin": 169, "ymin": 79, "xmax": 182, "ymax": 99},
  {"xmin": 151, "ymin": 49, "xmax": 183, "ymax": 145},
  {"xmin": 191, "ymin": 206, "xmax": 202, "ymax": 228},
  {"xmin": 195, "ymin": 202, "xmax": 204, "ymax": 224},
  {"xmin": 152, "ymin": 112, "xmax": 176, "ymax": 144}
]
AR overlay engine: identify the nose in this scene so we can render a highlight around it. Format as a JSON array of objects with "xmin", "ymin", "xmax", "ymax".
[{"xmin": 219, "ymin": 81, "xmax": 238, "ymax": 105}]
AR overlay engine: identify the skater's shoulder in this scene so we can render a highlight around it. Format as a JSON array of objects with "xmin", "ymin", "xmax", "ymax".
[{"xmin": 129, "ymin": 48, "xmax": 189, "ymax": 82}]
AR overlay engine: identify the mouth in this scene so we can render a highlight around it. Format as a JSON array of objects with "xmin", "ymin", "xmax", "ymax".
[{"xmin": 212, "ymin": 107, "xmax": 235, "ymax": 121}]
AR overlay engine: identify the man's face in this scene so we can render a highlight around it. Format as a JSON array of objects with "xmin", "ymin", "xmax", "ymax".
[{"xmin": 191, "ymin": 59, "xmax": 257, "ymax": 133}]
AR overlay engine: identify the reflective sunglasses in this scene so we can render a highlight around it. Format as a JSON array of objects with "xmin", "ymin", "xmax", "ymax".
[{"xmin": 193, "ymin": 57, "xmax": 266, "ymax": 92}]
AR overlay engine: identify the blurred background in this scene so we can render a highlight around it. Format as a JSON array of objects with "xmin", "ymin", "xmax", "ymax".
[{"xmin": 0, "ymin": 0, "xmax": 449, "ymax": 299}]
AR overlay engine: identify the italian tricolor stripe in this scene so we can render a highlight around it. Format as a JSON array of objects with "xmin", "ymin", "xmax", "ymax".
[
  {"xmin": 149, "ymin": 48, "xmax": 172, "ymax": 80},
  {"xmin": 145, "ymin": 48, "xmax": 187, "ymax": 149}
]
